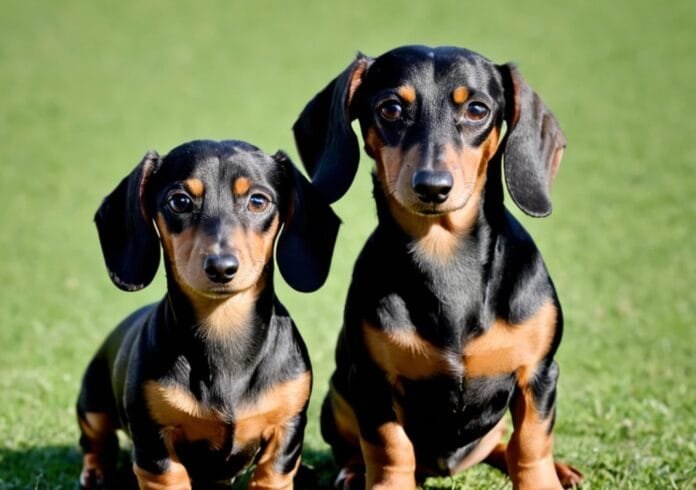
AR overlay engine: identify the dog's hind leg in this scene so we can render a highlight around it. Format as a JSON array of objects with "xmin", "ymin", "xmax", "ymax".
[
  {"xmin": 321, "ymin": 387, "xmax": 366, "ymax": 490},
  {"xmin": 77, "ymin": 358, "xmax": 120, "ymax": 489}
]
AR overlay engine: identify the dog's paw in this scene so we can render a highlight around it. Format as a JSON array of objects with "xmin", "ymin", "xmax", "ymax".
[{"xmin": 555, "ymin": 461, "xmax": 584, "ymax": 488}]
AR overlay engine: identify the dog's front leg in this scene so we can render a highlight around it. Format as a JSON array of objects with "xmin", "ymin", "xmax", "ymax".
[
  {"xmin": 351, "ymin": 365, "xmax": 416, "ymax": 490},
  {"xmin": 130, "ymin": 420, "xmax": 192, "ymax": 490},
  {"xmin": 248, "ymin": 412, "xmax": 307, "ymax": 490},
  {"xmin": 359, "ymin": 421, "xmax": 416, "ymax": 490},
  {"xmin": 506, "ymin": 360, "xmax": 562, "ymax": 490},
  {"xmin": 133, "ymin": 460, "xmax": 190, "ymax": 490}
]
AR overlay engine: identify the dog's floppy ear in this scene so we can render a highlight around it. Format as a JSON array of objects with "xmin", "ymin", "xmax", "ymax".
[
  {"xmin": 498, "ymin": 63, "xmax": 566, "ymax": 217},
  {"xmin": 94, "ymin": 151, "xmax": 161, "ymax": 291},
  {"xmin": 293, "ymin": 53, "xmax": 372, "ymax": 203},
  {"xmin": 274, "ymin": 151, "xmax": 340, "ymax": 293}
]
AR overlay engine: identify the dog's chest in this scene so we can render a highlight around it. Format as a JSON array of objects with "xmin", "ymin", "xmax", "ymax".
[
  {"xmin": 364, "ymin": 300, "xmax": 557, "ymax": 384},
  {"xmin": 143, "ymin": 372, "xmax": 310, "ymax": 455}
]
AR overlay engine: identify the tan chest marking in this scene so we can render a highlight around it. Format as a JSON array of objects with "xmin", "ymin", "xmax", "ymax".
[
  {"xmin": 363, "ymin": 322, "xmax": 458, "ymax": 383},
  {"xmin": 463, "ymin": 301, "xmax": 557, "ymax": 383},
  {"xmin": 144, "ymin": 372, "xmax": 311, "ymax": 452},
  {"xmin": 233, "ymin": 371, "xmax": 311, "ymax": 446},
  {"xmin": 363, "ymin": 301, "xmax": 557, "ymax": 385},
  {"xmin": 145, "ymin": 381, "xmax": 228, "ymax": 450}
]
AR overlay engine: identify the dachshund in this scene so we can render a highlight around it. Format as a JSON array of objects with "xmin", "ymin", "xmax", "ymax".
[
  {"xmin": 293, "ymin": 45, "xmax": 584, "ymax": 489},
  {"xmin": 77, "ymin": 140, "xmax": 338, "ymax": 489}
]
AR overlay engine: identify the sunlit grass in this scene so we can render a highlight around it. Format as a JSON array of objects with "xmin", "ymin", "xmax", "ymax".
[{"xmin": 1, "ymin": 0, "xmax": 694, "ymax": 488}]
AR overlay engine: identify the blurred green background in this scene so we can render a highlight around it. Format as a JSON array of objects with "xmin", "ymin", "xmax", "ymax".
[{"xmin": 1, "ymin": 0, "xmax": 694, "ymax": 488}]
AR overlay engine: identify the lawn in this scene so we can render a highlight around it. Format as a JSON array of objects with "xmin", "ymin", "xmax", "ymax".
[{"xmin": 1, "ymin": 0, "xmax": 694, "ymax": 488}]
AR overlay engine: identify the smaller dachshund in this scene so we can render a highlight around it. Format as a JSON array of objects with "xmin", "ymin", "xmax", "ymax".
[{"xmin": 77, "ymin": 140, "xmax": 338, "ymax": 489}]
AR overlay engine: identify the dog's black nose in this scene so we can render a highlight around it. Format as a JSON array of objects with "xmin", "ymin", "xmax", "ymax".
[
  {"xmin": 204, "ymin": 255, "xmax": 239, "ymax": 283},
  {"xmin": 412, "ymin": 170, "xmax": 453, "ymax": 203}
]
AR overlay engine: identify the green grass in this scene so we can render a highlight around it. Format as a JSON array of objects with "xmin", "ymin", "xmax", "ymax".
[{"xmin": 1, "ymin": 0, "xmax": 694, "ymax": 488}]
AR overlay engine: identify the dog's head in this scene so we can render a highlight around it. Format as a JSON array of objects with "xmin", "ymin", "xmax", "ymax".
[
  {"xmin": 294, "ymin": 45, "xmax": 565, "ymax": 220},
  {"xmin": 95, "ymin": 140, "xmax": 339, "ymax": 296}
]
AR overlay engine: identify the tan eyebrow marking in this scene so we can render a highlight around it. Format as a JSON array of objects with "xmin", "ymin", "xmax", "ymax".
[
  {"xmin": 452, "ymin": 86, "xmax": 469, "ymax": 105},
  {"xmin": 396, "ymin": 85, "xmax": 416, "ymax": 104},
  {"xmin": 183, "ymin": 178, "xmax": 204, "ymax": 198},
  {"xmin": 233, "ymin": 177, "xmax": 251, "ymax": 196}
]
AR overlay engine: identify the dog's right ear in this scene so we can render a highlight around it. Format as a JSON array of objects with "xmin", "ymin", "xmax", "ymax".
[
  {"xmin": 274, "ymin": 151, "xmax": 340, "ymax": 293},
  {"xmin": 94, "ymin": 151, "xmax": 161, "ymax": 291},
  {"xmin": 293, "ymin": 53, "xmax": 372, "ymax": 203}
]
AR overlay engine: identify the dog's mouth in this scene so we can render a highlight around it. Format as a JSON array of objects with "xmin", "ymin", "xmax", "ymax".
[
  {"xmin": 204, "ymin": 286, "xmax": 237, "ymax": 297},
  {"xmin": 415, "ymin": 207, "xmax": 452, "ymax": 216},
  {"xmin": 182, "ymin": 280, "xmax": 241, "ymax": 299},
  {"xmin": 401, "ymin": 189, "xmax": 474, "ymax": 218}
]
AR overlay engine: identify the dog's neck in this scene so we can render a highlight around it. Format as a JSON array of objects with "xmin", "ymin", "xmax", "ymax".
[
  {"xmin": 371, "ymin": 160, "xmax": 505, "ymax": 269},
  {"xmin": 156, "ymin": 269, "xmax": 279, "ymax": 405},
  {"xmin": 160, "ymin": 264, "xmax": 277, "ymax": 368},
  {"xmin": 369, "ymin": 164, "xmax": 507, "ymax": 337}
]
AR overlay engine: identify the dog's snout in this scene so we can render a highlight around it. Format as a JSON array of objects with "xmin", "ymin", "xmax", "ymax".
[
  {"xmin": 203, "ymin": 254, "xmax": 239, "ymax": 283},
  {"xmin": 412, "ymin": 170, "xmax": 453, "ymax": 203}
]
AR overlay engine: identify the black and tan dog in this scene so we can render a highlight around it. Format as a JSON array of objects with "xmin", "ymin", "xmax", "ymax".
[
  {"xmin": 293, "ymin": 46, "xmax": 584, "ymax": 489},
  {"xmin": 77, "ymin": 140, "xmax": 338, "ymax": 489}
]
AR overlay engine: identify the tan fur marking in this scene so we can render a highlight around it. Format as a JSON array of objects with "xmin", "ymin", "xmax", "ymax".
[
  {"xmin": 361, "ymin": 422, "xmax": 416, "ymax": 489},
  {"xmin": 236, "ymin": 374, "xmax": 310, "ymax": 488},
  {"xmin": 363, "ymin": 322, "xmax": 458, "ymax": 383},
  {"xmin": 348, "ymin": 58, "xmax": 371, "ymax": 104},
  {"xmin": 397, "ymin": 85, "xmax": 416, "ymax": 104},
  {"xmin": 133, "ymin": 462, "xmax": 191, "ymax": 490},
  {"xmin": 144, "ymin": 381, "xmax": 229, "ymax": 450},
  {"xmin": 155, "ymin": 214, "xmax": 279, "ymax": 336},
  {"xmin": 155, "ymin": 217, "xmax": 200, "ymax": 291},
  {"xmin": 372, "ymin": 127, "xmax": 502, "ymax": 264},
  {"xmin": 233, "ymin": 176, "xmax": 251, "ymax": 196},
  {"xmin": 138, "ymin": 153, "xmax": 158, "ymax": 222},
  {"xmin": 409, "ymin": 222, "xmax": 464, "ymax": 264},
  {"xmin": 80, "ymin": 453, "xmax": 103, "ymax": 485},
  {"xmin": 183, "ymin": 178, "xmax": 204, "ymax": 198},
  {"xmin": 234, "ymin": 371, "xmax": 311, "ymax": 446},
  {"xmin": 78, "ymin": 412, "xmax": 115, "ymax": 440},
  {"xmin": 463, "ymin": 301, "xmax": 557, "ymax": 380},
  {"xmin": 452, "ymin": 86, "xmax": 469, "ymax": 105},
  {"xmin": 144, "ymin": 373, "xmax": 309, "ymax": 487},
  {"xmin": 250, "ymin": 438, "xmax": 301, "ymax": 489},
  {"xmin": 78, "ymin": 412, "xmax": 118, "ymax": 486},
  {"xmin": 197, "ymin": 287, "xmax": 259, "ymax": 339},
  {"xmin": 506, "ymin": 387, "xmax": 561, "ymax": 489},
  {"xmin": 330, "ymin": 384, "xmax": 360, "ymax": 446},
  {"xmin": 364, "ymin": 126, "xmax": 385, "ymax": 160}
]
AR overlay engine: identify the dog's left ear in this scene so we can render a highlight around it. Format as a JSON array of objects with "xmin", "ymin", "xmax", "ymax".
[
  {"xmin": 274, "ymin": 151, "xmax": 341, "ymax": 293},
  {"xmin": 498, "ymin": 63, "xmax": 567, "ymax": 217}
]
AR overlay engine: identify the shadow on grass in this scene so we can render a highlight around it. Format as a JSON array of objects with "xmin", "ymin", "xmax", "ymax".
[
  {"xmin": 0, "ymin": 444, "xmax": 133, "ymax": 489},
  {"xmin": 0, "ymin": 444, "xmax": 337, "ymax": 489}
]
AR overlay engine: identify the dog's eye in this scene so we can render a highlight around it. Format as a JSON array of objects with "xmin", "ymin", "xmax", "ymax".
[
  {"xmin": 378, "ymin": 100, "xmax": 403, "ymax": 122},
  {"xmin": 465, "ymin": 101, "xmax": 490, "ymax": 121},
  {"xmin": 247, "ymin": 193, "xmax": 270, "ymax": 213},
  {"xmin": 167, "ymin": 193, "xmax": 193, "ymax": 214}
]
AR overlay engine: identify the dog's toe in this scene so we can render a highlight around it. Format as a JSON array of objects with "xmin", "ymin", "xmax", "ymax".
[
  {"xmin": 555, "ymin": 461, "xmax": 584, "ymax": 488},
  {"xmin": 334, "ymin": 466, "xmax": 365, "ymax": 490}
]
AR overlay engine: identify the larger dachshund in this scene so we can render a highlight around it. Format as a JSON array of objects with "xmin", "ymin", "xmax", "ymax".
[{"xmin": 293, "ymin": 46, "xmax": 583, "ymax": 489}]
